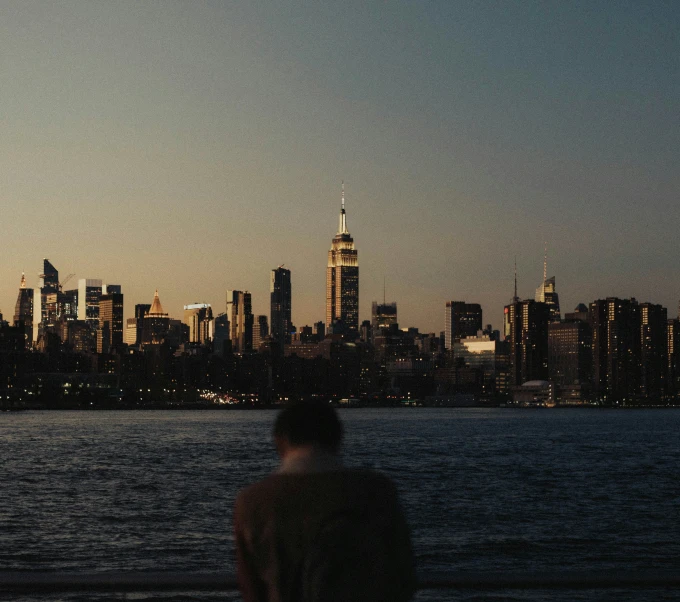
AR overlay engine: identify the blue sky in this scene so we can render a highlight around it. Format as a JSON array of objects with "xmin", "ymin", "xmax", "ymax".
[{"xmin": 1, "ymin": 1, "xmax": 678, "ymax": 332}]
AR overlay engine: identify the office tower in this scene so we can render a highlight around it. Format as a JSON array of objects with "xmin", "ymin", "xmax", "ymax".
[
  {"xmin": 590, "ymin": 298, "xmax": 641, "ymax": 403},
  {"xmin": 104, "ymin": 284, "xmax": 122, "ymax": 294},
  {"xmin": 639, "ymin": 302, "xmax": 667, "ymax": 401},
  {"xmin": 142, "ymin": 290, "xmax": 170, "ymax": 345},
  {"xmin": 326, "ymin": 184, "xmax": 359, "ymax": 335},
  {"xmin": 444, "ymin": 302, "xmax": 483, "ymax": 349},
  {"xmin": 372, "ymin": 302, "xmax": 398, "ymax": 332},
  {"xmin": 668, "ymin": 318, "xmax": 680, "ymax": 400},
  {"xmin": 534, "ymin": 249, "xmax": 561, "ymax": 322},
  {"xmin": 183, "ymin": 303, "xmax": 213, "ymax": 344},
  {"xmin": 226, "ymin": 290, "xmax": 253, "ymax": 353},
  {"xmin": 77, "ymin": 279, "xmax": 103, "ymax": 328},
  {"xmin": 33, "ymin": 259, "xmax": 59, "ymax": 341},
  {"xmin": 548, "ymin": 319, "xmax": 592, "ymax": 393},
  {"xmin": 98, "ymin": 293, "xmax": 124, "ymax": 353},
  {"xmin": 60, "ymin": 289, "xmax": 78, "ymax": 320},
  {"xmin": 453, "ymin": 335, "xmax": 510, "ymax": 396},
  {"xmin": 270, "ymin": 266, "xmax": 292, "ymax": 345},
  {"xmin": 125, "ymin": 318, "xmax": 137, "ymax": 346},
  {"xmin": 504, "ymin": 299, "xmax": 550, "ymax": 386},
  {"xmin": 213, "ymin": 313, "xmax": 230, "ymax": 356},
  {"xmin": 253, "ymin": 315, "xmax": 269, "ymax": 349},
  {"xmin": 314, "ymin": 321, "xmax": 326, "ymax": 341},
  {"xmin": 135, "ymin": 304, "xmax": 151, "ymax": 345},
  {"xmin": 13, "ymin": 273, "xmax": 33, "ymax": 346}
]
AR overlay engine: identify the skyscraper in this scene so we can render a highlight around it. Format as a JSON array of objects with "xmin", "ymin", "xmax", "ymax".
[
  {"xmin": 13, "ymin": 273, "xmax": 33, "ymax": 346},
  {"xmin": 142, "ymin": 290, "xmax": 170, "ymax": 346},
  {"xmin": 590, "ymin": 298, "xmax": 641, "ymax": 403},
  {"xmin": 98, "ymin": 293, "xmax": 124, "ymax": 353},
  {"xmin": 444, "ymin": 302, "xmax": 483, "ymax": 349},
  {"xmin": 78, "ymin": 279, "xmax": 103, "ymax": 328},
  {"xmin": 226, "ymin": 290, "xmax": 253, "ymax": 353},
  {"xmin": 270, "ymin": 266, "xmax": 292, "ymax": 345},
  {"xmin": 535, "ymin": 249, "xmax": 561, "ymax": 322},
  {"xmin": 504, "ymin": 299, "xmax": 550, "ymax": 385},
  {"xmin": 33, "ymin": 258, "xmax": 59, "ymax": 341},
  {"xmin": 183, "ymin": 303, "xmax": 213, "ymax": 344},
  {"xmin": 326, "ymin": 184, "xmax": 359, "ymax": 336}
]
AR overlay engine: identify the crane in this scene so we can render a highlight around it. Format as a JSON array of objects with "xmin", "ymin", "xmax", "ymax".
[{"xmin": 59, "ymin": 273, "xmax": 75, "ymax": 291}]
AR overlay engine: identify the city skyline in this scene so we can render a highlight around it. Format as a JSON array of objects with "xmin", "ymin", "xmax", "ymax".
[{"xmin": 1, "ymin": 2, "xmax": 679, "ymax": 332}]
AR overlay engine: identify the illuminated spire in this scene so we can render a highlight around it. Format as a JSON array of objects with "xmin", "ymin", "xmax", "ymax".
[
  {"xmin": 338, "ymin": 181, "xmax": 349, "ymax": 235},
  {"xmin": 543, "ymin": 242, "xmax": 548, "ymax": 283},
  {"xmin": 20, "ymin": 272, "xmax": 26, "ymax": 289},
  {"xmin": 149, "ymin": 289, "xmax": 166, "ymax": 316}
]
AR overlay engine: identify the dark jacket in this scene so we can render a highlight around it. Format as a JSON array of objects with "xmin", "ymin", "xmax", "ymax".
[{"xmin": 234, "ymin": 468, "xmax": 416, "ymax": 602}]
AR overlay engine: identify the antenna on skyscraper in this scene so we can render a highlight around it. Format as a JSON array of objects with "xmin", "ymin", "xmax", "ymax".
[
  {"xmin": 543, "ymin": 242, "xmax": 548, "ymax": 283},
  {"xmin": 513, "ymin": 256, "xmax": 519, "ymax": 303},
  {"xmin": 383, "ymin": 276, "xmax": 386, "ymax": 305},
  {"xmin": 341, "ymin": 180, "xmax": 345, "ymax": 210}
]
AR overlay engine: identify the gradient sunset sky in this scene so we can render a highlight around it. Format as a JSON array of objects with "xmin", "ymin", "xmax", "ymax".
[{"xmin": 1, "ymin": 1, "xmax": 678, "ymax": 333}]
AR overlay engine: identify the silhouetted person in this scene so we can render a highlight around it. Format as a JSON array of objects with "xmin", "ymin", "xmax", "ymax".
[{"xmin": 234, "ymin": 401, "xmax": 416, "ymax": 602}]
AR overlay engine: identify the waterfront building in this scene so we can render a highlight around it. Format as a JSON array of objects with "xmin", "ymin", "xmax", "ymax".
[
  {"xmin": 453, "ymin": 334, "xmax": 510, "ymax": 396},
  {"xmin": 589, "ymin": 298, "xmax": 641, "ymax": 403},
  {"xmin": 326, "ymin": 184, "xmax": 359, "ymax": 336},
  {"xmin": 98, "ymin": 293, "xmax": 124, "ymax": 353},
  {"xmin": 639, "ymin": 302, "xmax": 667, "ymax": 401},
  {"xmin": 668, "ymin": 317, "xmax": 680, "ymax": 400},
  {"xmin": 183, "ymin": 303, "xmax": 213, "ymax": 344},
  {"xmin": 13, "ymin": 273, "xmax": 33, "ymax": 346},
  {"xmin": 226, "ymin": 290, "xmax": 253, "ymax": 353},
  {"xmin": 548, "ymin": 317, "xmax": 592, "ymax": 402},
  {"xmin": 444, "ymin": 301, "xmax": 482, "ymax": 349},
  {"xmin": 504, "ymin": 299, "xmax": 550, "ymax": 386},
  {"xmin": 270, "ymin": 266, "xmax": 292, "ymax": 345},
  {"xmin": 142, "ymin": 290, "xmax": 170, "ymax": 346}
]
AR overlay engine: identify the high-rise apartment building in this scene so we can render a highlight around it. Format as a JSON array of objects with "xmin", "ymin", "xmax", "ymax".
[
  {"xmin": 270, "ymin": 266, "xmax": 292, "ymax": 345},
  {"xmin": 445, "ymin": 302, "xmax": 483, "ymax": 349},
  {"xmin": 504, "ymin": 299, "xmax": 550, "ymax": 385},
  {"xmin": 13, "ymin": 273, "xmax": 33, "ymax": 346},
  {"xmin": 183, "ymin": 303, "xmax": 213, "ymax": 344},
  {"xmin": 226, "ymin": 290, "xmax": 253, "ymax": 353},
  {"xmin": 590, "ymin": 298, "xmax": 641, "ymax": 403},
  {"xmin": 548, "ymin": 318, "xmax": 592, "ymax": 391},
  {"xmin": 326, "ymin": 184, "xmax": 359, "ymax": 335},
  {"xmin": 639, "ymin": 302, "xmax": 667, "ymax": 401},
  {"xmin": 98, "ymin": 293, "xmax": 124, "ymax": 353},
  {"xmin": 668, "ymin": 316, "xmax": 680, "ymax": 400}
]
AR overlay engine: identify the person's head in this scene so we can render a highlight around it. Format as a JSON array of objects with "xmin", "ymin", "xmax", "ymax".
[{"xmin": 273, "ymin": 401, "xmax": 344, "ymax": 457}]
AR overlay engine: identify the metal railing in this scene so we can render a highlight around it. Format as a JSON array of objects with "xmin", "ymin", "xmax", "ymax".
[{"xmin": 0, "ymin": 570, "xmax": 679, "ymax": 593}]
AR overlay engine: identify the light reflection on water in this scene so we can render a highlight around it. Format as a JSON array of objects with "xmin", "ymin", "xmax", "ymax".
[{"xmin": 1, "ymin": 408, "xmax": 679, "ymax": 601}]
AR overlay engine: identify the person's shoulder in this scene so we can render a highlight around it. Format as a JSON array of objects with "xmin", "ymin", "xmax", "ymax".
[{"xmin": 340, "ymin": 468, "xmax": 400, "ymax": 498}]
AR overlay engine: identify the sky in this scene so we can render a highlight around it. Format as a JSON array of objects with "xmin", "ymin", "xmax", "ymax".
[{"xmin": 1, "ymin": 1, "xmax": 679, "ymax": 333}]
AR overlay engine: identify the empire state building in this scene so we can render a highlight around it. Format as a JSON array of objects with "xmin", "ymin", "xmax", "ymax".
[{"xmin": 326, "ymin": 184, "xmax": 359, "ymax": 334}]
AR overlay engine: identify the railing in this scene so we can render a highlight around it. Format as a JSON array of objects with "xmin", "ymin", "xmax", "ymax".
[{"xmin": 0, "ymin": 570, "xmax": 679, "ymax": 593}]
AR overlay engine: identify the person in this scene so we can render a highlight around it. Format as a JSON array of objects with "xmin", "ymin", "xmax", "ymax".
[{"xmin": 233, "ymin": 401, "xmax": 417, "ymax": 602}]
